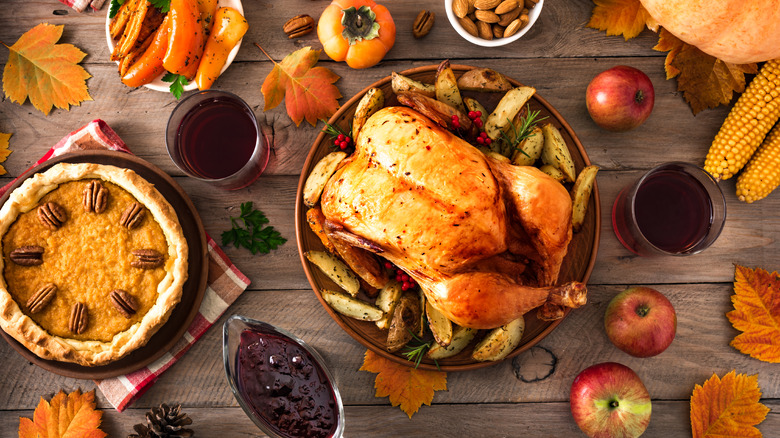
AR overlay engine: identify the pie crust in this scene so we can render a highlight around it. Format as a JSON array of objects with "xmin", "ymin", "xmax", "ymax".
[{"xmin": 0, "ymin": 162, "xmax": 188, "ymax": 366}]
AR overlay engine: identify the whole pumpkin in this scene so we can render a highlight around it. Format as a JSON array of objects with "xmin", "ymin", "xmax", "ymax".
[
  {"xmin": 640, "ymin": 0, "xmax": 780, "ymax": 64},
  {"xmin": 317, "ymin": 0, "xmax": 396, "ymax": 69}
]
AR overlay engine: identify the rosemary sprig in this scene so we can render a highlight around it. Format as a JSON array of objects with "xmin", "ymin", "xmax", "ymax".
[
  {"xmin": 322, "ymin": 122, "xmax": 351, "ymax": 139},
  {"xmin": 499, "ymin": 105, "xmax": 547, "ymax": 157},
  {"xmin": 401, "ymin": 330, "xmax": 439, "ymax": 370}
]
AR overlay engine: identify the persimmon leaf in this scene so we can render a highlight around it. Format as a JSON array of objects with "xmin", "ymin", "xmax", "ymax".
[
  {"xmin": 727, "ymin": 265, "xmax": 780, "ymax": 362},
  {"xmin": 259, "ymin": 45, "xmax": 341, "ymax": 127},
  {"xmin": 18, "ymin": 389, "xmax": 107, "ymax": 438},
  {"xmin": 2, "ymin": 23, "xmax": 92, "ymax": 115},
  {"xmin": 690, "ymin": 370, "xmax": 769, "ymax": 438},
  {"xmin": 587, "ymin": 0, "xmax": 652, "ymax": 40},
  {"xmin": 359, "ymin": 350, "xmax": 447, "ymax": 418},
  {"xmin": 0, "ymin": 131, "xmax": 11, "ymax": 176}
]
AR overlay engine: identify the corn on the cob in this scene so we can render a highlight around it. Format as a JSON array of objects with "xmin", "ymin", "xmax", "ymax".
[
  {"xmin": 704, "ymin": 59, "xmax": 780, "ymax": 181},
  {"xmin": 736, "ymin": 123, "xmax": 780, "ymax": 203}
]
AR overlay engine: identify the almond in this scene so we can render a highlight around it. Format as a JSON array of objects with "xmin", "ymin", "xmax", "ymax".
[
  {"xmin": 475, "ymin": 9, "xmax": 500, "ymax": 23},
  {"xmin": 453, "ymin": 0, "xmax": 470, "ymax": 18},
  {"xmin": 524, "ymin": 0, "xmax": 539, "ymax": 8},
  {"xmin": 498, "ymin": 7, "xmax": 521, "ymax": 26},
  {"xmin": 503, "ymin": 16, "xmax": 527, "ymax": 38},
  {"xmin": 458, "ymin": 16, "xmax": 479, "ymax": 37},
  {"xmin": 492, "ymin": 24, "xmax": 505, "ymax": 39},
  {"xmin": 477, "ymin": 20, "xmax": 493, "ymax": 40},
  {"xmin": 495, "ymin": 0, "xmax": 518, "ymax": 15},
  {"xmin": 474, "ymin": 0, "xmax": 501, "ymax": 10}
]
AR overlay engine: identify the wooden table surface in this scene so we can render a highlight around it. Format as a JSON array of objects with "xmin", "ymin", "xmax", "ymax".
[{"xmin": 1, "ymin": 0, "xmax": 779, "ymax": 436}]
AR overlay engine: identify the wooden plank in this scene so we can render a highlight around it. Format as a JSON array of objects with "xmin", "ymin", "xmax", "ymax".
[
  {"xmin": 0, "ymin": 0, "xmax": 662, "ymax": 65},
  {"xmin": 1, "ymin": 400, "xmax": 778, "ymax": 437},
  {"xmin": 1, "ymin": 285, "xmax": 778, "ymax": 410}
]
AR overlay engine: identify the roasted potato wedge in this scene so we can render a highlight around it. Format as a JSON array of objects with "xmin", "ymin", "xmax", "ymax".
[
  {"xmin": 321, "ymin": 289, "xmax": 384, "ymax": 321},
  {"xmin": 305, "ymin": 250, "xmax": 360, "ymax": 297},
  {"xmin": 386, "ymin": 292, "xmax": 422, "ymax": 352},
  {"xmin": 541, "ymin": 123, "xmax": 576, "ymax": 183},
  {"xmin": 397, "ymin": 92, "xmax": 472, "ymax": 132},
  {"xmin": 539, "ymin": 164, "xmax": 567, "ymax": 182},
  {"xmin": 510, "ymin": 125, "xmax": 544, "ymax": 166},
  {"xmin": 435, "ymin": 60, "xmax": 466, "ymax": 113},
  {"xmin": 303, "ymin": 151, "xmax": 347, "ymax": 207},
  {"xmin": 306, "ymin": 208, "xmax": 336, "ymax": 253},
  {"xmin": 485, "ymin": 87, "xmax": 536, "ymax": 140},
  {"xmin": 391, "ymin": 72, "xmax": 435, "ymax": 97},
  {"xmin": 486, "ymin": 151, "xmax": 511, "ymax": 163},
  {"xmin": 375, "ymin": 280, "xmax": 403, "ymax": 330},
  {"xmin": 457, "ymin": 68, "xmax": 513, "ymax": 92},
  {"xmin": 353, "ymin": 88, "xmax": 385, "ymax": 141},
  {"xmin": 571, "ymin": 165, "xmax": 599, "ymax": 232},
  {"xmin": 426, "ymin": 326, "xmax": 477, "ymax": 360},
  {"xmin": 426, "ymin": 301, "xmax": 453, "ymax": 347},
  {"xmin": 471, "ymin": 317, "xmax": 525, "ymax": 362}
]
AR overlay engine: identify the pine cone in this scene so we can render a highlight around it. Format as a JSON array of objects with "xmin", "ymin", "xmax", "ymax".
[{"xmin": 128, "ymin": 404, "xmax": 194, "ymax": 438}]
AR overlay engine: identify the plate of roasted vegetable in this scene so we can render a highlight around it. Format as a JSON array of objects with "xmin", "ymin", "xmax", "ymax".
[
  {"xmin": 106, "ymin": 0, "xmax": 247, "ymax": 94},
  {"xmin": 295, "ymin": 62, "xmax": 600, "ymax": 371}
]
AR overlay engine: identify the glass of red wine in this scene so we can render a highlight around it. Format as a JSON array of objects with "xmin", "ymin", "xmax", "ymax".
[
  {"xmin": 612, "ymin": 162, "xmax": 726, "ymax": 256},
  {"xmin": 166, "ymin": 90, "xmax": 269, "ymax": 190}
]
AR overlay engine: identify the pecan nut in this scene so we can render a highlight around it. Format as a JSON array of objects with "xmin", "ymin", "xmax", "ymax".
[
  {"xmin": 413, "ymin": 10, "xmax": 435, "ymax": 39},
  {"xmin": 283, "ymin": 14, "xmax": 315, "ymax": 39},
  {"xmin": 69, "ymin": 302, "xmax": 88, "ymax": 334},
  {"xmin": 83, "ymin": 180, "xmax": 108, "ymax": 213},
  {"xmin": 131, "ymin": 249, "xmax": 164, "ymax": 269},
  {"xmin": 37, "ymin": 202, "xmax": 67, "ymax": 229},
  {"xmin": 120, "ymin": 202, "xmax": 146, "ymax": 229},
  {"xmin": 27, "ymin": 283, "xmax": 57, "ymax": 314},
  {"xmin": 9, "ymin": 246, "xmax": 44, "ymax": 266},
  {"xmin": 109, "ymin": 289, "xmax": 138, "ymax": 318}
]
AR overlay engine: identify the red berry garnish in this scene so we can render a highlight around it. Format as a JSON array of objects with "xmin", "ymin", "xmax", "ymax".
[
  {"xmin": 476, "ymin": 136, "xmax": 485, "ymax": 144},
  {"xmin": 485, "ymin": 138, "xmax": 492, "ymax": 145},
  {"xmin": 337, "ymin": 134, "xmax": 345, "ymax": 142},
  {"xmin": 402, "ymin": 282, "xmax": 411, "ymax": 291},
  {"xmin": 384, "ymin": 261, "xmax": 393, "ymax": 269},
  {"xmin": 475, "ymin": 111, "xmax": 482, "ymax": 117},
  {"xmin": 333, "ymin": 139, "xmax": 340, "ymax": 146}
]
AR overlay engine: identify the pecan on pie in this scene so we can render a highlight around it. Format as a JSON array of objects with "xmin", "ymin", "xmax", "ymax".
[{"xmin": 0, "ymin": 163, "xmax": 188, "ymax": 366}]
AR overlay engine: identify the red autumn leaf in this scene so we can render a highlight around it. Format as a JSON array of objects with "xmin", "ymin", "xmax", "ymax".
[
  {"xmin": 259, "ymin": 45, "xmax": 342, "ymax": 127},
  {"xmin": 2, "ymin": 23, "xmax": 92, "ymax": 115},
  {"xmin": 18, "ymin": 389, "xmax": 107, "ymax": 438},
  {"xmin": 359, "ymin": 350, "xmax": 447, "ymax": 418},
  {"xmin": 690, "ymin": 370, "xmax": 769, "ymax": 438},
  {"xmin": 727, "ymin": 265, "xmax": 780, "ymax": 362},
  {"xmin": 586, "ymin": 0, "xmax": 653, "ymax": 40}
]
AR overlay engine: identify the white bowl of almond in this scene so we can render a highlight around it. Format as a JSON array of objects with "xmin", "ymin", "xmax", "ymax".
[{"xmin": 445, "ymin": 0, "xmax": 543, "ymax": 47}]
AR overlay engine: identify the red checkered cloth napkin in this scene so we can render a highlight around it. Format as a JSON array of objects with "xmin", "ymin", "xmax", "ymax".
[
  {"xmin": 0, "ymin": 120, "xmax": 251, "ymax": 411},
  {"xmin": 57, "ymin": 0, "xmax": 106, "ymax": 12}
]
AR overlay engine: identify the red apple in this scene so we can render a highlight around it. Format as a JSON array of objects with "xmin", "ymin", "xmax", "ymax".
[
  {"xmin": 604, "ymin": 286, "xmax": 677, "ymax": 358},
  {"xmin": 570, "ymin": 362, "xmax": 652, "ymax": 438},
  {"xmin": 586, "ymin": 65, "xmax": 654, "ymax": 132}
]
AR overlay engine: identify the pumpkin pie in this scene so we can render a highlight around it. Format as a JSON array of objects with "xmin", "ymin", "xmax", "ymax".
[{"xmin": 0, "ymin": 162, "xmax": 188, "ymax": 366}]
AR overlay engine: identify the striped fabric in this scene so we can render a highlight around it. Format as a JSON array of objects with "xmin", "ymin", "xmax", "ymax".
[
  {"xmin": 0, "ymin": 120, "xmax": 251, "ymax": 411},
  {"xmin": 57, "ymin": 0, "xmax": 106, "ymax": 12}
]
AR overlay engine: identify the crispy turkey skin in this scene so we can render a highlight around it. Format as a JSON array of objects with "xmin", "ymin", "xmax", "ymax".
[{"xmin": 321, "ymin": 106, "xmax": 586, "ymax": 329}]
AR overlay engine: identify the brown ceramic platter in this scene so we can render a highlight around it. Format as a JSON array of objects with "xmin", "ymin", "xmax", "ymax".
[
  {"xmin": 0, "ymin": 150, "xmax": 208, "ymax": 379},
  {"xmin": 295, "ymin": 65, "xmax": 600, "ymax": 371}
]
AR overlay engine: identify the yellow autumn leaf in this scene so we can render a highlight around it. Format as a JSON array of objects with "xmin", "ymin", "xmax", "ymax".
[
  {"xmin": 18, "ymin": 389, "xmax": 107, "ymax": 438},
  {"xmin": 727, "ymin": 265, "xmax": 780, "ymax": 362},
  {"xmin": 587, "ymin": 0, "xmax": 653, "ymax": 40},
  {"xmin": 0, "ymin": 131, "xmax": 11, "ymax": 175},
  {"xmin": 359, "ymin": 350, "xmax": 447, "ymax": 418},
  {"xmin": 690, "ymin": 371, "xmax": 769, "ymax": 438}
]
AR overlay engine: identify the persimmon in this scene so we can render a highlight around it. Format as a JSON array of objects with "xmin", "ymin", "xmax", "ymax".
[{"xmin": 317, "ymin": 0, "xmax": 395, "ymax": 69}]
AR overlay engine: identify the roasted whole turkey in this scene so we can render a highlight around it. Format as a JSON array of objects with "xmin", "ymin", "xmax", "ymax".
[{"xmin": 320, "ymin": 106, "xmax": 587, "ymax": 329}]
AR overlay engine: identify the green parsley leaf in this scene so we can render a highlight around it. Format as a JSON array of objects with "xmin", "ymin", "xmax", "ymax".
[
  {"xmin": 162, "ymin": 72, "xmax": 188, "ymax": 99},
  {"xmin": 149, "ymin": 0, "xmax": 171, "ymax": 13},
  {"xmin": 222, "ymin": 202, "xmax": 287, "ymax": 255},
  {"xmin": 108, "ymin": 0, "xmax": 124, "ymax": 18}
]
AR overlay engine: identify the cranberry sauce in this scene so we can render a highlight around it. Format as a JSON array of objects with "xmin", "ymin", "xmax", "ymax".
[{"xmin": 236, "ymin": 329, "xmax": 338, "ymax": 438}]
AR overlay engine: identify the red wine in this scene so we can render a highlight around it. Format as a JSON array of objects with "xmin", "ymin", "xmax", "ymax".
[
  {"xmin": 634, "ymin": 169, "xmax": 713, "ymax": 253},
  {"xmin": 177, "ymin": 96, "xmax": 257, "ymax": 179}
]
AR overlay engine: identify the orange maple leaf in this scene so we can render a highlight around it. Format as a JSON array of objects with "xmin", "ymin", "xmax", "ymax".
[
  {"xmin": 0, "ymin": 131, "xmax": 12, "ymax": 176},
  {"xmin": 18, "ymin": 389, "xmax": 107, "ymax": 438},
  {"xmin": 258, "ymin": 45, "xmax": 342, "ymax": 127},
  {"xmin": 2, "ymin": 23, "xmax": 92, "ymax": 116},
  {"xmin": 690, "ymin": 370, "xmax": 769, "ymax": 438},
  {"xmin": 727, "ymin": 265, "xmax": 780, "ymax": 363},
  {"xmin": 669, "ymin": 43, "xmax": 757, "ymax": 115},
  {"xmin": 586, "ymin": 0, "xmax": 653, "ymax": 40},
  {"xmin": 653, "ymin": 28, "xmax": 685, "ymax": 79},
  {"xmin": 359, "ymin": 350, "xmax": 447, "ymax": 418}
]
